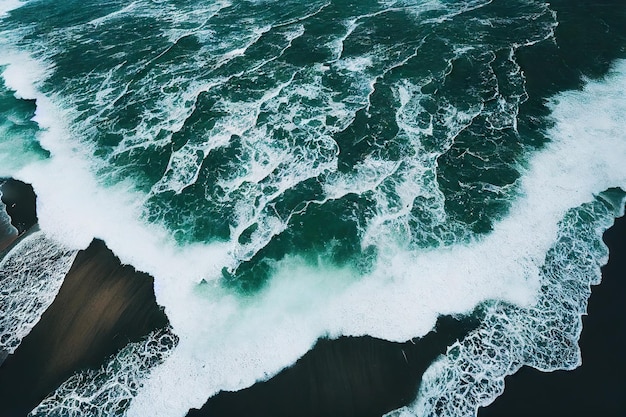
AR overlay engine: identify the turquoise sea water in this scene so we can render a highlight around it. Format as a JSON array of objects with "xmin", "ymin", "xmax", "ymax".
[{"xmin": 1, "ymin": 1, "xmax": 626, "ymax": 416}]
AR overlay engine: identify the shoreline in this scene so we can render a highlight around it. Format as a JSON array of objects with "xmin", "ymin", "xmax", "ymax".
[
  {"xmin": 477, "ymin": 212, "xmax": 626, "ymax": 417},
  {"xmin": 189, "ymin": 208, "xmax": 626, "ymax": 417},
  {"xmin": 0, "ymin": 180, "xmax": 482, "ymax": 417}
]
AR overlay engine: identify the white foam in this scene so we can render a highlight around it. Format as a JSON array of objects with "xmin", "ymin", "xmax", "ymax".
[
  {"xmin": 0, "ymin": 120, "xmax": 44, "ymax": 177},
  {"xmin": 0, "ymin": 43, "xmax": 234, "ymax": 298},
  {"xmin": 0, "ymin": 231, "xmax": 77, "ymax": 354},
  {"xmin": 0, "ymin": 0, "xmax": 22, "ymax": 17},
  {"xmin": 398, "ymin": 198, "xmax": 621, "ymax": 417},
  {"xmin": 0, "ymin": 52, "xmax": 53, "ymax": 101},
  {"xmin": 129, "ymin": 60, "xmax": 626, "ymax": 416}
]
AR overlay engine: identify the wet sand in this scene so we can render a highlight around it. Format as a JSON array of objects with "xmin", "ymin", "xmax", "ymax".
[{"xmin": 478, "ymin": 213, "xmax": 626, "ymax": 417}]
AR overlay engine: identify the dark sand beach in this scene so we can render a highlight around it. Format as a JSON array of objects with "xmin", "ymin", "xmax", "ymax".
[
  {"xmin": 0, "ymin": 181, "xmax": 169, "ymax": 417},
  {"xmin": 479, "ymin": 212, "xmax": 626, "ymax": 417}
]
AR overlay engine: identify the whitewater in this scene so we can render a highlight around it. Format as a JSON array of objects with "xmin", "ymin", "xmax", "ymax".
[{"xmin": 0, "ymin": 0, "xmax": 625, "ymax": 416}]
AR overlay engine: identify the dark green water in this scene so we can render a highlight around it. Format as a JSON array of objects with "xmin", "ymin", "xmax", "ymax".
[{"xmin": 1, "ymin": 0, "xmax": 566, "ymax": 291}]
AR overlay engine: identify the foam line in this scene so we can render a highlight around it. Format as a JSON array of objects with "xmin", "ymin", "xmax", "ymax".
[{"xmin": 0, "ymin": 53, "xmax": 52, "ymax": 102}]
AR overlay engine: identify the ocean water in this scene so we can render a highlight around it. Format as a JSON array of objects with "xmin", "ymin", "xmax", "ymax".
[{"xmin": 0, "ymin": 0, "xmax": 625, "ymax": 416}]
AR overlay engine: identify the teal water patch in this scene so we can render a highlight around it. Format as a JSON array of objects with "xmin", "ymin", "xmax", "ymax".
[{"xmin": 0, "ymin": 74, "xmax": 49, "ymax": 175}]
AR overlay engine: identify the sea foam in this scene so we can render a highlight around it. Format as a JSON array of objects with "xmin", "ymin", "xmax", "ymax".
[
  {"xmin": 389, "ymin": 59, "xmax": 626, "ymax": 417},
  {"xmin": 0, "ymin": 0, "xmax": 22, "ymax": 18}
]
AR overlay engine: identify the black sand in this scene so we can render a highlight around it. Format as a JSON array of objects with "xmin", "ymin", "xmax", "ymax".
[
  {"xmin": 0, "ymin": 179, "xmax": 37, "ymax": 234},
  {"xmin": 478, "ymin": 212, "xmax": 626, "ymax": 417},
  {"xmin": 187, "ymin": 314, "xmax": 480, "ymax": 417}
]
